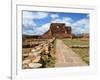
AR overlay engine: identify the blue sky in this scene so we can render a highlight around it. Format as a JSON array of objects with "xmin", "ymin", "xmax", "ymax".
[{"xmin": 22, "ymin": 11, "xmax": 89, "ymax": 35}]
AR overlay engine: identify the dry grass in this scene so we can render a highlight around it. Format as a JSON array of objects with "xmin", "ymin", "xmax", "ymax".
[
  {"xmin": 63, "ymin": 38, "xmax": 89, "ymax": 46},
  {"xmin": 63, "ymin": 38, "xmax": 89, "ymax": 64},
  {"xmin": 72, "ymin": 48, "xmax": 89, "ymax": 64}
]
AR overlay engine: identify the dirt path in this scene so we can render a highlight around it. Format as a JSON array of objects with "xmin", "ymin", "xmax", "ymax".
[{"xmin": 55, "ymin": 39, "xmax": 87, "ymax": 67}]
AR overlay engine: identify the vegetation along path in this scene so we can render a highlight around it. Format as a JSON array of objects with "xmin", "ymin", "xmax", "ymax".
[{"xmin": 55, "ymin": 39, "xmax": 87, "ymax": 67}]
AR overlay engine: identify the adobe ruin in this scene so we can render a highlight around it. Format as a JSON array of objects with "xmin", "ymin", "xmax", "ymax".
[{"xmin": 42, "ymin": 23, "xmax": 72, "ymax": 39}]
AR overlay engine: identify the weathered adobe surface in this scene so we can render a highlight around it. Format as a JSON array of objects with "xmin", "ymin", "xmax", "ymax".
[{"xmin": 42, "ymin": 23, "xmax": 72, "ymax": 39}]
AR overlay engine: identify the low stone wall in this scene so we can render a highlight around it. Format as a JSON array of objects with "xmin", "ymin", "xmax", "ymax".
[{"xmin": 22, "ymin": 38, "xmax": 56, "ymax": 69}]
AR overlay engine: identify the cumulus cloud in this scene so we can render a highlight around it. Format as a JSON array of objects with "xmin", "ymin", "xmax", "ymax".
[
  {"xmin": 50, "ymin": 15, "xmax": 89, "ymax": 34},
  {"xmin": 23, "ymin": 11, "xmax": 49, "ymax": 19},
  {"xmin": 51, "ymin": 17, "xmax": 73, "ymax": 26},
  {"xmin": 34, "ymin": 23, "xmax": 50, "ymax": 35},
  {"xmin": 31, "ymin": 17, "xmax": 73, "ymax": 35},
  {"xmin": 22, "ymin": 11, "xmax": 49, "ymax": 35},
  {"xmin": 50, "ymin": 14, "xmax": 59, "ymax": 19},
  {"xmin": 23, "ymin": 29, "xmax": 35, "ymax": 35},
  {"xmin": 72, "ymin": 18, "xmax": 89, "ymax": 34},
  {"xmin": 86, "ymin": 14, "xmax": 89, "ymax": 18},
  {"xmin": 22, "ymin": 11, "xmax": 89, "ymax": 35},
  {"xmin": 62, "ymin": 17, "xmax": 73, "ymax": 23},
  {"xmin": 23, "ymin": 23, "xmax": 50, "ymax": 35},
  {"xmin": 23, "ymin": 11, "xmax": 49, "ymax": 26},
  {"xmin": 23, "ymin": 11, "xmax": 37, "ymax": 30}
]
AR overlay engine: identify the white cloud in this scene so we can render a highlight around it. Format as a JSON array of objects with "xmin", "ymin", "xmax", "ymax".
[
  {"xmin": 33, "ymin": 12, "xmax": 49, "ymax": 19},
  {"xmin": 35, "ymin": 17, "xmax": 73, "ymax": 35},
  {"xmin": 34, "ymin": 23, "xmax": 50, "ymax": 35},
  {"xmin": 51, "ymin": 14, "xmax": 59, "ymax": 19},
  {"xmin": 23, "ymin": 11, "xmax": 33, "ymax": 20},
  {"xmin": 51, "ymin": 17, "xmax": 73, "ymax": 26},
  {"xmin": 73, "ymin": 18, "xmax": 89, "ymax": 27},
  {"xmin": 23, "ymin": 29, "xmax": 35, "ymax": 35},
  {"xmin": 72, "ymin": 18, "xmax": 89, "ymax": 34},
  {"xmin": 23, "ymin": 11, "xmax": 49, "ymax": 20},
  {"xmin": 23, "ymin": 11, "xmax": 36, "ymax": 32},
  {"xmin": 23, "ymin": 11, "xmax": 49, "ymax": 27},
  {"xmin": 22, "ymin": 11, "xmax": 89, "ymax": 35},
  {"xmin": 23, "ymin": 23, "xmax": 50, "ymax": 35},
  {"xmin": 23, "ymin": 19, "xmax": 36, "ymax": 30},
  {"xmin": 86, "ymin": 14, "xmax": 89, "ymax": 18},
  {"xmin": 31, "ymin": 17, "xmax": 89, "ymax": 35},
  {"xmin": 62, "ymin": 17, "xmax": 73, "ymax": 23},
  {"xmin": 31, "ymin": 17, "xmax": 74, "ymax": 35},
  {"xmin": 23, "ymin": 11, "xmax": 49, "ymax": 35}
]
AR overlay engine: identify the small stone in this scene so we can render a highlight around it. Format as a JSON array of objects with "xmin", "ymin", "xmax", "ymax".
[
  {"xmin": 29, "ymin": 63, "xmax": 42, "ymax": 68},
  {"xmin": 23, "ymin": 53, "xmax": 28, "ymax": 57},
  {"xmin": 45, "ymin": 50, "xmax": 49, "ymax": 54},
  {"xmin": 31, "ymin": 50, "xmax": 43, "ymax": 57},
  {"xmin": 25, "ymin": 56, "xmax": 36, "ymax": 62},
  {"xmin": 35, "ymin": 45, "xmax": 42, "ymax": 50},
  {"xmin": 22, "ymin": 64, "xmax": 28, "ymax": 69},
  {"xmin": 31, "ymin": 49, "xmax": 36, "ymax": 52},
  {"xmin": 29, "ymin": 52, "xmax": 35, "ymax": 57},
  {"xmin": 32, "ymin": 56, "xmax": 41, "ymax": 63},
  {"xmin": 22, "ymin": 59, "xmax": 31, "ymax": 65}
]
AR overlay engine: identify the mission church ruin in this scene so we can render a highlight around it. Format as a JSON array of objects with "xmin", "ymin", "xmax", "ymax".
[{"xmin": 41, "ymin": 23, "xmax": 72, "ymax": 39}]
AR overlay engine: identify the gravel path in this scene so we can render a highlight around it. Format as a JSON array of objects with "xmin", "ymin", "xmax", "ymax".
[{"xmin": 55, "ymin": 39, "xmax": 87, "ymax": 67}]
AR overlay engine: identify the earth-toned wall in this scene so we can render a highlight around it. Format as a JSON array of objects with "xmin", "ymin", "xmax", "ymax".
[{"xmin": 42, "ymin": 23, "xmax": 72, "ymax": 39}]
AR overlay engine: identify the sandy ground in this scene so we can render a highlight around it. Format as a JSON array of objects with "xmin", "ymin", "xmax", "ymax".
[{"xmin": 55, "ymin": 39, "xmax": 87, "ymax": 67}]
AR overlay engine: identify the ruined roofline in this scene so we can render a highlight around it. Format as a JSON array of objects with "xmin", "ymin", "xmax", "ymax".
[
  {"xmin": 50, "ymin": 23, "xmax": 71, "ymax": 27},
  {"xmin": 65, "ymin": 26, "xmax": 71, "ymax": 27},
  {"xmin": 50, "ymin": 23, "xmax": 65, "ymax": 25},
  {"xmin": 41, "ymin": 22, "xmax": 73, "ymax": 39}
]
